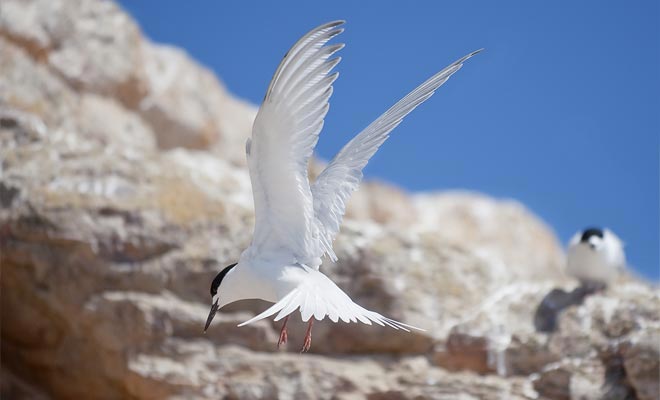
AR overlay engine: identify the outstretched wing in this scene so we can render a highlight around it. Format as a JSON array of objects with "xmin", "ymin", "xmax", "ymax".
[
  {"xmin": 238, "ymin": 266, "xmax": 421, "ymax": 331},
  {"xmin": 247, "ymin": 21, "xmax": 345, "ymax": 261},
  {"xmin": 311, "ymin": 49, "xmax": 483, "ymax": 261}
]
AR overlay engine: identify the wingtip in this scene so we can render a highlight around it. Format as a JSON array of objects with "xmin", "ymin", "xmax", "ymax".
[
  {"xmin": 401, "ymin": 325, "xmax": 425, "ymax": 333},
  {"xmin": 458, "ymin": 48, "xmax": 484, "ymax": 64},
  {"xmin": 326, "ymin": 43, "xmax": 346, "ymax": 54},
  {"xmin": 318, "ymin": 20, "xmax": 346, "ymax": 31},
  {"xmin": 448, "ymin": 48, "xmax": 484, "ymax": 68}
]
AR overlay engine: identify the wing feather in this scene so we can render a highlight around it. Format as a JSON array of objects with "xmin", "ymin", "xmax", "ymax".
[
  {"xmin": 273, "ymin": 289, "xmax": 304, "ymax": 322},
  {"xmin": 300, "ymin": 290, "xmax": 315, "ymax": 321},
  {"xmin": 311, "ymin": 49, "xmax": 483, "ymax": 261},
  {"xmin": 313, "ymin": 291, "xmax": 327, "ymax": 321},
  {"xmin": 248, "ymin": 21, "xmax": 345, "ymax": 263},
  {"xmin": 236, "ymin": 290, "xmax": 295, "ymax": 327}
]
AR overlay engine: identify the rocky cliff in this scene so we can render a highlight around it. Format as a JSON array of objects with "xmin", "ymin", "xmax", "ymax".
[{"xmin": 1, "ymin": 1, "xmax": 658, "ymax": 399}]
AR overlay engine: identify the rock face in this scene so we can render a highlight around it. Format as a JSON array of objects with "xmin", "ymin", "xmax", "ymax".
[{"xmin": 1, "ymin": 1, "xmax": 658, "ymax": 399}]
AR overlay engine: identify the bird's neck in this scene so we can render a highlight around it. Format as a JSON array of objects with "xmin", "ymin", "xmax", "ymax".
[{"xmin": 219, "ymin": 262, "xmax": 278, "ymax": 307}]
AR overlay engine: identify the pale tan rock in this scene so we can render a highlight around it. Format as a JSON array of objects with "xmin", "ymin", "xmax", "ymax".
[
  {"xmin": 139, "ymin": 41, "xmax": 256, "ymax": 155},
  {"xmin": 345, "ymin": 181, "xmax": 417, "ymax": 226},
  {"xmin": 0, "ymin": 36, "xmax": 78, "ymax": 131},
  {"xmin": 0, "ymin": 0, "xmax": 57, "ymax": 58},
  {"xmin": 78, "ymin": 93, "xmax": 157, "ymax": 153},
  {"xmin": 412, "ymin": 192, "xmax": 566, "ymax": 282},
  {"xmin": 0, "ymin": 0, "xmax": 146, "ymax": 106},
  {"xmin": 621, "ymin": 331, "xmax": 660, "ymax": 400},
  {"xmin": 122, "ymin": 345, "xmax": 536, "ymax": 400},
  {"xmin": 0, "ymin": 0, "xmax": 256, "ymax": 154}
]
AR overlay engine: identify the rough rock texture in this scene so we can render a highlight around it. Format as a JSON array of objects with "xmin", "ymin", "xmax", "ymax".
[{"xmin": 1, "ymin": 1, "xmax": 658, "ymax": 399}]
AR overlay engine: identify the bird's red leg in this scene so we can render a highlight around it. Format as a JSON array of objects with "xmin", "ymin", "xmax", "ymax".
[
  {"xmin": 301, "ymin": 319, "xmax": 314, "ymax": 353},
  {"xmin": 277, "ymin": 316, "xmax": 289, "ymax": 349}
]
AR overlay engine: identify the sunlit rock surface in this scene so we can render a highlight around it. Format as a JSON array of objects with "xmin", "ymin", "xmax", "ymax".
[{"xmin": 1, "ymin": 1, "xmax": 658, "ymax": 399}]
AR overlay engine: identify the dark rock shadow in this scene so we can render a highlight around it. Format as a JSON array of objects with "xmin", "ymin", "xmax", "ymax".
[{"xmin": 533, "ymin": 283, "xmax": 605, "ymax": 333}]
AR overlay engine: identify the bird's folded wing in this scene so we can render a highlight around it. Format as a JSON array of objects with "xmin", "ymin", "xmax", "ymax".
[
  {"xmin": 237, "ymin": 266, "xmax": 422, "ymax": 331},
  {"xmin": 311, "ymin": 49, "xmax": 483, "ymax": 261},
  {"xmin": 248, "ymin": 21, "xmax": 345, "ymax": 259}
]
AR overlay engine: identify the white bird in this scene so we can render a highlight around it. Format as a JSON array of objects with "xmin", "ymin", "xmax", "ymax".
[
  {"xmin": 566, "ymin": 227, "xmax": 626, "ymax": 290},
  {"xmin": 204, "ymin": 20, "xmax": 481, "ymax": 352}
]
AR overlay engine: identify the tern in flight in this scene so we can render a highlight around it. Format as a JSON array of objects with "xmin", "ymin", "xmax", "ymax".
[{"xmin": 204, "ymin": 20, "xmax": 481, "ymax": 352}]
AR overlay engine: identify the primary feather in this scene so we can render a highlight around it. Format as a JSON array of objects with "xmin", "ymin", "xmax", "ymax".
[
  {"xmin": 247, "ymin": 21, "xmax": 345, "ymax": 267},
  {"xmin": 312, "ymin": 49, "xmax": 483, "ymax": 261}
]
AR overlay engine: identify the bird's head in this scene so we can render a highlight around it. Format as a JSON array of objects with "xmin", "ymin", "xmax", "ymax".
[
  {"xmin": 566, "ymin": 226, "xmax": 626, "ymax": 288},
  {"xmin": 580, "ymin": 227, "xmax": 605, "ymax": 250},
  {"xmin": 579, "ymin": 227, "xmax": 625, "ymax": 266},
  {"xmin": 204, "ymin": 262, "xmax": 238, "ymax": 332}
]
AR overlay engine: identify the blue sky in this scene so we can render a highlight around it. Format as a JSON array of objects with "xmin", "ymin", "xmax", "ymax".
[{"xmin": 119, "ymin": 1, "xmax": 659, "ymax": 280}]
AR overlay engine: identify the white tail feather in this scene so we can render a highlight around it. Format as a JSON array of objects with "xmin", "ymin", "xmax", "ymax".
[{"xmin": 238, "ymin": 266, "xmax": 423, "ymax": 331}]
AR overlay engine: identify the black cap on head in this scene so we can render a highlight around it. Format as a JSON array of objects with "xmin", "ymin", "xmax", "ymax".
[
  {"xmin": 580, "ymin": 227, "xmax": 604, "ymax": 243},
  {"xmin": 210, "ymin": 263, "xmax": 237, "ymax": 296},
  {"xmin": 205, "ymin": 262, "xmax": 238, "ymax": 333}
]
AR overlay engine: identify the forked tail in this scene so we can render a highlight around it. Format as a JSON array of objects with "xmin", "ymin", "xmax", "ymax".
[{"xmin": 237, "ymin": 266, "xmax": 423, "ymax": 331}]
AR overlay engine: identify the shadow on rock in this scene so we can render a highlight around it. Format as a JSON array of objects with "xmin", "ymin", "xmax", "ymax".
[{"xmin": 533, "ymin": 283, "xmax": 605, "ymax": 333}]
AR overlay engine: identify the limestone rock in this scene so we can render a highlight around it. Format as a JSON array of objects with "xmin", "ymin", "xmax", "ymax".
[
  {"xmin": 411, "ymin": 192, "xmax": 565, "ymax": 282},
  {"xmin": 0, "ymin": 0, "xmax": 145, "ymax": 106},
  {"xmin": 0, "ymin": 36, "xmax": 78, "ymax": 132},
  {"xmin": 139, "ymin": 42, "xmax": 257, "ymax": 156},
  {"xmin": 0, "ymin": 0, "xmax": 257, "ymax": 155},
  {"xmin": 621, "ymin": 329, "xmax": 660, "ymax": 400},
  {"xmin": 345, "ymin": 181, "xmax": 417, "ymax": 227}
]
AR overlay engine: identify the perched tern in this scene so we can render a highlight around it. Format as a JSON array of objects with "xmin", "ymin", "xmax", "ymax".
[
  {"xmin": 566, "ymin": 227, "xmax": 625, "ymax": 290},
  {"xmin": 534, "ymin": 227, "xmax": 626, "ymax": 332},
  {"xmin": 204, "ymin": 20, "xmax": 481, "ymax": 352}
]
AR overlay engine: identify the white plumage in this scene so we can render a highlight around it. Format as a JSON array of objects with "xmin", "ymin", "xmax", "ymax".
[
  {"xmin": 566, "ymin": 227, "xmax": 626, "ymax": 287},
  {"xmin": 205, "ymin": 20, "xmax": 481, "ymax": 350}
]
